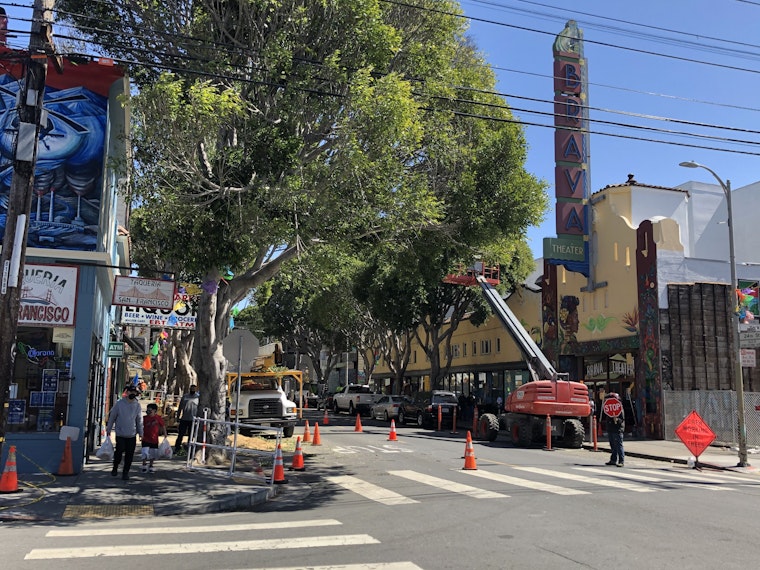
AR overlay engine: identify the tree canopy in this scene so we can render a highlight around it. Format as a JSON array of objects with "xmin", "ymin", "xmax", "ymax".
[{"xmin": 56, "ymin": 0, "xmax": 547, "ymax": 445}]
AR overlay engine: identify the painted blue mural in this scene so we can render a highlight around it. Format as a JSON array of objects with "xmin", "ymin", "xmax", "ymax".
[{"xmin": 0, "ymin": 76, "xmax": 107, "ymax": 250}]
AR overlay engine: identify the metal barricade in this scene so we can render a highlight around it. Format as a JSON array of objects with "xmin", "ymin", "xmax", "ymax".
[{"xmin": 186, "ymin": 414, "xmax": 281, "ymax": 494}]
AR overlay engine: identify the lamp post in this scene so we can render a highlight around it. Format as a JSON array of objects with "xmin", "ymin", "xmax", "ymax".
[{"xmin": 679, "ymin": 160, "xmax": 749, "ymax": 467}]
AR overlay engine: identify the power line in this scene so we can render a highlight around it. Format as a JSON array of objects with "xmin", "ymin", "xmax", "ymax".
[
  {"xmin": 9, "ymin": 1, "xmax": 759, "ymax": 157},
  {"xmin": 465, "ymin": 0, "xmax": 760, "ymax": 59}
]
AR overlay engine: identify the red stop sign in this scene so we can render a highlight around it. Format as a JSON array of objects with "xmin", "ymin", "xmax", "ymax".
[{"xmin": 603, "ymin": 397, "xmax": 623, "ymax": 417}]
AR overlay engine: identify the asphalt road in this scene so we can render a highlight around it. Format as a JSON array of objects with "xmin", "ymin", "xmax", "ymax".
[{"xmin": 4, "ymin": 413, "xmax": 760, "ymax": 569}]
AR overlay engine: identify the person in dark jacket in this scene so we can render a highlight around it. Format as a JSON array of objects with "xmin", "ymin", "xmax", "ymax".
[
  {"xmin": 174, "ymin": 385, "xmax": 199, "ymax": 455},
  {"xmin": 602, "ymin": 392, "xmax": 625, "ymax": 467}
]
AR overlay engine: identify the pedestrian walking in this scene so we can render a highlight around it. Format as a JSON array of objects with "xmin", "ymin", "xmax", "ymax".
[
  {"xmin": 106, "ymin": 384, "xmax": 144, "ymax": 481},
  {"xmin": 602, "ymin": 392, "xmax": 625, "ymax": 467},
  {"xmin": 174, "ymin": 384, "xmax": 199, "ymax": 456},
  {"xmin": 141, "ymin": 403, "xmax": 167, "ymax": 473}
]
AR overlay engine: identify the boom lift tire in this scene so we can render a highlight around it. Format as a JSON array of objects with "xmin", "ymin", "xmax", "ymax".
[
  {"xmin": 510, "ymin": 416, "xmax": 533, "ymax": 447},
  {"xmin": 479, "ymin": 413, "xmax": 500, "ymax": 442},
  {"xmin": 562, "ymin": 418, "xmax": 585, "ymax": 448}
]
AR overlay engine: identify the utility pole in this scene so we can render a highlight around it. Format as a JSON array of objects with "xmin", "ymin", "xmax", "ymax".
[{"xmin": 0, "ymin": 0, "xmax": 58, "ymax": 457}]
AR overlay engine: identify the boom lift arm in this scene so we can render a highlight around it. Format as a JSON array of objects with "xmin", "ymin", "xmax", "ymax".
[{"xmin": 476, "ymin": 275, "xmax": 561, "ymax": 382}]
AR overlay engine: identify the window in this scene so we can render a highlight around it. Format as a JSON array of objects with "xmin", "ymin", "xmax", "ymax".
[
  {"xmin": 496, "ymin": 337, "xmax": 501, "ymax": 353},
  {"xmin": 472, "ymin": 341, "xmax": 477, "ymax": 356},
  {"xmin": 463, "ymin": 343, "xmax": 467, "ymax": 357},
  {"xmin": 450, "ymin": 344, "xmax": 460, "ymax": 359},
  {"xmin": 7, "ymin": 327, "xmax": 72, "ymax": 433},
  {"xmin": 480, "ymin": 339, "xmax": 492, "ymax": 355}
]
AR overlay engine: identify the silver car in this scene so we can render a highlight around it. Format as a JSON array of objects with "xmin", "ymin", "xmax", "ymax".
[{"xmin": 371, "ymin": 395, "xmax": 409, "ymax": 422}]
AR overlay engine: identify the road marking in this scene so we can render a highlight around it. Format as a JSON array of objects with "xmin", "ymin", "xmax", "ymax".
[
  {"xmin": 333, "ymin": 445, "xmax": 413, "ymax": 454},
  {"xmin": 326, "ymin": 475, "xmax": 419, "ymax": 505},
  {"xmin": 389, "ymin": 470, "xmax": 508, "ymax": 499},
  {"xmin": 575, "ymin": 467, "xmax": 735, "ymax": 491},
  {"xmin": 668, "ymin": 469, "xmax": 760, "ymax": 484},
  {"xmin": 637, "ymin": 468, "xmax": 746, "ymax": 487},
  {"xmin": 512, "ymin": 466, "xmax": 656, "ymax": 493},
  {"xmin": 462, "ymin": 469, "xmax": 589, "ymax": 495},
  {"xmin": 25, "ymin": 534, "xmax": 380, "ymax": 560},
  {"xmin": 46, "ymin": 519, "xmax": 342, "ymax": 537},
  {"xmin": 239, "ymin": 562, "xmax": 422, "ymax": 570}
]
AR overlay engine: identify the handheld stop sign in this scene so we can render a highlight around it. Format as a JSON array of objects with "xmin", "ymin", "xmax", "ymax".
[{"xmin": 602, "ymin": 396, "xmax": 623, "ymax": 418}]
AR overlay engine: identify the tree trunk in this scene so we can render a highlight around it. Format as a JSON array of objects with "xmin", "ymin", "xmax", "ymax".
[{"xmin": 192, "ymin": 276, "xmax": 232, "ymax": 456}]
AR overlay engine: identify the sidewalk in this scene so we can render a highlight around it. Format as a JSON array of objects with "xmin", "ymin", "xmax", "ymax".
[
  {"xmin": 1, "ymin": 434, "xmax": 758, "ymax": 523},
  {"xmin": 586, "ymin": 437, "xmax": 760, "ymax": 473}
]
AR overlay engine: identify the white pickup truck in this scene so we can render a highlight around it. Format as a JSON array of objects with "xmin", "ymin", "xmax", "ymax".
[{"xmin": 332, "ymin": 384, "xmax": 380, "ymax": 416}]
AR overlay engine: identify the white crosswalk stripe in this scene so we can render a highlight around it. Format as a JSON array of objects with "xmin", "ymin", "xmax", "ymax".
[
  {"xmin": 511, "ymin": 465, "xmax": 657, "ymax": 493},
  {"xmin": 27, "ymin": 518, "xmax": 424, "ymax": 569},
  {"xmin": 389, "ymin": 469, "xmax": 509, "ymax": 499},
  {"xmin": 461, "ymin": 468, "xmax": 590, "ymax": 495},
  {"xmin": 46, "ymin": 518, "xmax": 343, "ymax": 537},
  {"xmin": 26, "ymin": 534, "xmax": 380, "ymax": 560},
  {"xmin": 327, "ymin": 475, "xmax": 419, "ymax": 505},
  {"xmin": 574, "ymin": 467, "xmax": 735, "ymax": 491},
  {"xmin": 636, "ymin": 468, "xmax": 754, "ymax": 486}
]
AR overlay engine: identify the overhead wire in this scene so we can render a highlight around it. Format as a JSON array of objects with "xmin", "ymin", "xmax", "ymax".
[{"xmin": 4, "ymin": 1, "xmax": 760, "ymax": 156}]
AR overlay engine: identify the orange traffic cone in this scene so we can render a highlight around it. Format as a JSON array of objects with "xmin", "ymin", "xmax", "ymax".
[
  {"xmin": 290, "ymin": 437, "xmax": 305, "ymax": 471},
  {"xmin": 312, "ymin": 422, "xmax": 322, "ymax": 446},
  {"xmin": 272, "ymin": 444, "xmax": 288, "ymax": 484},
  {"xmin": 388, "ymin": 419, "xmax": 398, "ymax": 441},
  {"xmin": 462, "ymin": 438, "xmax": 477, "ymax": 470},
  {"xmin": 354, "ymin": 414, "xmax": 363, "ymax": 432},
  {"xmin": 323, "ymin": 407, "xmax": 329, "ymax": 425},
  {"xmin": 0, "ymin": 445, "xmax": 20, "ymax": 493},
  {"xmin": 302, "ymin": 420, "xmax": 311, "ymax": 443},
  {"xmin": 56, "ymin": 437, "xmax": 74, "ymax": 476},
  {"xmin": 466, "ymin": 429, "xmax": 472, "ymax": 443}
]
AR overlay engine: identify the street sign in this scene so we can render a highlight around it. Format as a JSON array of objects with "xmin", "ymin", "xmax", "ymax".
[
  {"xmin": 741, "ymin": 348, "xmax": 756, "ymax": 368},
  {"xmin": 107, "ymin": 342, "xmax": 124, "ymax": 358},
  {"xmin": 674, "ymin": 410, "xmax": 716, "ymax": 458},
  {"xmin": 602, "ymin": 397, "xmax": 623, "ymax": 417},
  {"xmin": 740, "ymin": 331, "xmax": 760, "ymax": 348}
]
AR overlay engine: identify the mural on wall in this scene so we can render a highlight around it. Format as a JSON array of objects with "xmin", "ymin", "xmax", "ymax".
[
  {"xmin": 0, "ymin": 78, "xmax": 107, "ymax": 250},
  {"xmin": 621, "ymin": 307, "xmax": 639, "ymax": 333},
  {"xmin": 636, "ymin": 220, "xmax": 661, "ymax": 439},
  {"xmin": 559, "ymin": 295, "xmax": 580, "ymax": 351},
  {"xmin": 738, "ymin": 280, "xmax": 758, "ymax": 322},
  {"xmin": 0, "ymin": 53, "xmax": 123, "ymax": 251}
]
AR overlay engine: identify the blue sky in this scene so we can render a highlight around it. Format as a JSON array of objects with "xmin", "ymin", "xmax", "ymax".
[
  {"xmin": 5, "ymin": 2, "xmax": 760, "ymax": 258},
  {"xmin": 460, "ymin": 0, "xmax": 760, "ymax": 256}
]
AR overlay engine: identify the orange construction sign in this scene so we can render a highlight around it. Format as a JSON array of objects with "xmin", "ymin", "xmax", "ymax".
[{"xmin": 674, "ymin": 410, "xmax": 716, "ymax": 458}]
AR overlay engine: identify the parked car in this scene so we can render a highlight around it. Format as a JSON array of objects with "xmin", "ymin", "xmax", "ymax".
[
  {"xmin": 371, "ymin": 395, "xmax": 410, "ymax": 422},
  {"xmin": 332, "ymin": 384, "xmax": 381, "ymax": 415},
  {"xmin": 397, "ymin": 390, "xmax": 459, "ymax": 428},
  {"xmin": 320, "ymin": 386, "xmax": 344, "ymax": 411}
]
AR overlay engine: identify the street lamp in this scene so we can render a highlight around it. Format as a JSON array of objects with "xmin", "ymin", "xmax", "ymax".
[{"xmin": 679, "ymin": 160, "xmax": 749, "ymax": 467}]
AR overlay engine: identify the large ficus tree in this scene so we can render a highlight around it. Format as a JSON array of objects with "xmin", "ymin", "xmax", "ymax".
[
  {"xmin": 59, "ymin": 2, "xmax": 549, "ymax": 454},
  {"xmin": 57, "ymin": 0, "xmax": 497, "ymax": 448}
]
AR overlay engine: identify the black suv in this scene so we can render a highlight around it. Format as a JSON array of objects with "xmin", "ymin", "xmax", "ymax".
[{"xmin": 397, "ymin": 390, "xmax": 458, "ymax": 428}]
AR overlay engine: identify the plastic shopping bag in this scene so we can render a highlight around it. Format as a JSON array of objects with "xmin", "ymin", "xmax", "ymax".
[
  {"xmin": 95, "ymin": 437, "xmax": 114, "ymax": 461},
  {"xmin": 158, "ymin": 437, "xmax": 173, "ymax": 460}
]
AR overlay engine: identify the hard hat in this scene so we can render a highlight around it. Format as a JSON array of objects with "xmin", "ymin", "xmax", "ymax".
[{"xmin": 607, "ymin": 392, "xmax": 619, "ymax": 399}]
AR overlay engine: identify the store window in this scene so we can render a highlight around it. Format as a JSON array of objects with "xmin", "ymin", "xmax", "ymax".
[{"xmin": 7, "ymin": 327, "xmax": 72, "ymax": 433}]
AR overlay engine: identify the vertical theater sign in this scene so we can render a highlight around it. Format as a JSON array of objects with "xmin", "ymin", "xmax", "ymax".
[{"xmin": 543, "ymin": 20, "xmax": 591, "ymax": 278}]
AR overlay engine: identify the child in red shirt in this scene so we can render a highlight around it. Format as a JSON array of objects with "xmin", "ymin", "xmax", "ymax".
[{"xmin": 141, "ymin": 403, "xmax": 167, "ymax": 473}]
